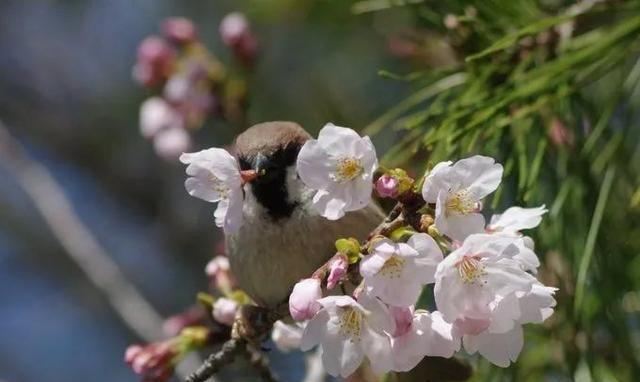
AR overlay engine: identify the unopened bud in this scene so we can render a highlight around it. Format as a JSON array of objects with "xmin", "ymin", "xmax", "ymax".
[
  {"xmin": 289, "ymin": 278, "xmax": 322, "ymax": 321},
  {"xmin": 326, "ymin": 254, "xmax": 349, "ymax": 289},
  {"xmin": 212, "ymin": 298, "xmax": 238, "ymax": 326},
  {"xmin": 375, "ymin": 174, "xmax": 399, "ymax": 198},
  {"xmin": 162, "ymin": 17, "xmax": 198, "ymax": 44},
  {"xmin": 335, "ymin": 237, "xmax": 361, "ymax": 264},
  {"xmin": 419, "ymin": 214, "xmax": 434, "ymax": 232}
]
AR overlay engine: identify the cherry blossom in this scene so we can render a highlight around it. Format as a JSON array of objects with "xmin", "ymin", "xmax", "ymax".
[
  {"xmin": 360, "ymin": 233, "xmax": 442, "ymax": 307},
  {"xmin": 390, "ymin": 309, "xmax": 461, "ymax": 372},
  {"xmin": 487, "ymin": 205, "xmax": 547, "ymax": 234},
  {"xmin": 433, "ymin": 233, "xmax": 537, "ymax": 330},
  {"xmin": 180, "ymin": 148, "xmax": 244, "ymax": 234},
  {"xmin": 289, "ymin": 278, "xmax": 323, "ymax": 321},
  {"xmin": 271, "ymin": 321, "xmax": 304, "ymax": 352},
  {"xmin": 461, "ymin": 282, "xmax": 556, "ymax": 367},
  {"xmin": 296, "ymin": 123, "xmax": 378, "ymax": 220},
  {"xmin": 422, "ymin": 155, "xmax": 503, "ymax": 241},
  {"xmin": 300, "ymin": 293, "xmax": 394, "ymax": 377},
  {"xmin": 139, "ymin": 97, "xmax": 184, "ymax": 139}
]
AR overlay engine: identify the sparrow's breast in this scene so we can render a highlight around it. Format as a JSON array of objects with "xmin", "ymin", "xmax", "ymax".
[{"xmin": 226, "ymin": 183, "xmax": 382, "ymax": 307}]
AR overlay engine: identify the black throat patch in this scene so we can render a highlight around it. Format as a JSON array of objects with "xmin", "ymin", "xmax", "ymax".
[{"xmin": 238, "ymin": 144, "xmax": 301, "ymax": 221}]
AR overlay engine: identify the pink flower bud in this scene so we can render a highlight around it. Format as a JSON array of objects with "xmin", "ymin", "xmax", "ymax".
[
  {"xmin": 289, "ymin": 278, "xmax": 322, "ymax": 321},
  {"xmin": 124, "ymin": 345, "xmax": 143, "ymax": 363},
  {"xmin": 390, "ymin": 306, "xmax": 414, "ymax": 337},
  {"xmin": 375, "ymin": 174, "xmax": 399, "ymax": 198},
  {"xmin": 326, "ymin": 255, "xmax": 348, "ymax": 290},
  {"xmin": 124, "ymin": 341, "xmax": 176, "ymax": 381},
  {"xmin": 219, "ymin": 12, "xmax": 258, "ymax": 65},
  {"xmin": 162, "ymin": 17, "xmax": 198, "ymax": 44},
  {"xmin": 133, "ymin": 36, "xmax": 176, "ymax": 87},
  {"xmin": 219, "ymin": 12, "xmax": 249, "ymax": 46},
  {"xmin": 162, "ymin": 306, "xmax": 205, "ymax": 336},
  {"xmin": 205, "ymin": 255, "xmax": 237, "ymax": 292},
  {"xmin": 212, "ymin": 298, "xmax": 238, "ymax": 326}
]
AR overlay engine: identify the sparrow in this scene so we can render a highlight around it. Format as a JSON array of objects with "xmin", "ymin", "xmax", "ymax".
[{"xmin": 226, "ymin": 121, "xmax": 383, "ymax": 308}]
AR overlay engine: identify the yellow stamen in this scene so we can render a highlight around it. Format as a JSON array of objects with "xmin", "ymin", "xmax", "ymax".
[
  {"xmin": 378, "ymin": 255, "xmax": 405, "ymax": 279},
  {"xmin": 456, "ymin": 255, "xmax": 486, "ymax": 284},
  {"xmin": 338, "ymin": 307, "xmax": 363, "ymax": 340},
  {"xmin": 446, "ymin": 189, "xmax": 477, "ymax": 215},
  {"xmin": 209, "ymin": 174, "xmax": 229, "ymax": 198},
  {"xmin": 336, "ymin": 157, "xmax": 363, "ymax": 182}
]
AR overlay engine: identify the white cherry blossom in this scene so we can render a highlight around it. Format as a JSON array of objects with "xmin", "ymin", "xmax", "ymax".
[
  {"xmin": 422, "ymin": 155, "xmax": 503, "ymax": 241},
  {"xmin": 487, "ymin": 205, "xmax": 547, "ymax": 234},
  {"xmin": 434, "ymin": 233, "xmax": 536, "ymax": 330},
  {"xmin": 300, "ymin": 293, "xmax": 394, "ymax": 377},
  {"xmin": 390, "ymin": 308, "xmax": 461, "ymax": 372},
  {"xmin": 271, "ymin": 321, "xmax": 304, "ymax": 352},
  {"xmin": 296, "ymin": 123, "xmax": 378, "ymax": 220},
  {"xmin": 180, "ymin": 148, "xmax": 244, "ymax": 234},
  {"xmin": 462, "ymin": 282, "xmax": 556, "ymax": 367},
  {"xmin": 360, "ymin": 233, "xmax": 443, "ymax": 307},
  {"xmin": 139, "ymin": 97, "xmax": 184, "ymax": 138}
]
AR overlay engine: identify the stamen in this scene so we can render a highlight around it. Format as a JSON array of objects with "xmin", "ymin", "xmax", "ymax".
[
  {"xmin": 378, "ymin": 255, "xmax": 405, "ymax": 279},
  {"xmin": 456, "ymin": 255, "xmax": 486, "ymax": 284},
  {"xmin": 209, "ymin": 174, "xmax": 229, "ymax": 198},
  {"xmin": 335, "ymin": 157, "xmax": 363, "ymax": 182},
  {"xmin": 338, "ymin": 307, "xmax": 363, "ymax": 340},
  {"xmin": 446, "ymin": 189, "xmax": 479, "ymax": 215}
]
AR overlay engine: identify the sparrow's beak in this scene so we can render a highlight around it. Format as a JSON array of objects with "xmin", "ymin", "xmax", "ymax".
[
  {"xmin": 240, "ymin": 169, "xmax": 258, "ymax": 185},
  {"xmin": 241, "ymin": 153, "xmax": 273, "ymax": 185}
]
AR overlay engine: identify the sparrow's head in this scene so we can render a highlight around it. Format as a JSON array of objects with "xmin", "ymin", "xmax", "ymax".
[{"xmin": 235, "ymin": 121, "xmax": 311, "ymax": 220}]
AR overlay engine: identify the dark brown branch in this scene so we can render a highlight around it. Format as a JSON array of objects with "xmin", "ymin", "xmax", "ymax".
[{"xmin": 186, "ymin": 339, "xmax": 246, "ymax": 382}]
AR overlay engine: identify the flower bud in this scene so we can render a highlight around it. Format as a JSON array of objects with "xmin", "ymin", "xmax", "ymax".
[
  {"xmin": 335, "ymin": 237, "xmax": 361, "ymax": 264},
  {"xmin": 162, "ymin": 307, "xmax": 205, "ymax": 336},
  {"xmin": 133, "ymin": 36, "xmax": 175, "ymax": 87},
  {"xmin": 212, "ymin": 298, "xmax": 238, "ymax": 326},
  {"xmin": 289, "ymin": 278, "xmax": 322, "ymax": 321},
  {"xmin": 162, "ymin": 17, "xmax": 198, "ymax": 44},
  {"xmin": 219, "ymin": 12, "xmax": 250, "ymax": 46},
  {"xmin": 125, "ymin": 341, "xmax": 177, "ymax": 381},
  {"xmin": 375, "ymin": 174, "xmax": 399, "ymax": 198},
  {"xmin": 219, "ymin": 12, "xmax": 258, "ymax": 65},
  {"xmin": 326, "ymin": 254, "xmax": 348, "ymax": 289},
  {"xmin": 205, "ymin": 255, "xmax": 237, "ymax": 293}
]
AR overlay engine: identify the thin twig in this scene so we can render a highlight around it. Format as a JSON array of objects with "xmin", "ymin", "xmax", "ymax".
[
  {"xmin": 186, "ymin": 339, "xmax": 247, "ymax": 382},
  {"xmin": 0, "ymin": 121, "xmax": 204, "ymax": 380}
]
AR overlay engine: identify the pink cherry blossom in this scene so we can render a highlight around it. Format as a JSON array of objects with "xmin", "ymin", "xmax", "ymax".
[{"xmin": 271, "ymin": 321, "xmax": 304, "ymax": 352}]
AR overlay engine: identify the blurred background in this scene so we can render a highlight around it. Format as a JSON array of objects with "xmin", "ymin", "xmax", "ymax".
[{"xmin": 1, "ymin": 0, "xmax": 640, "ymax": 381}]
